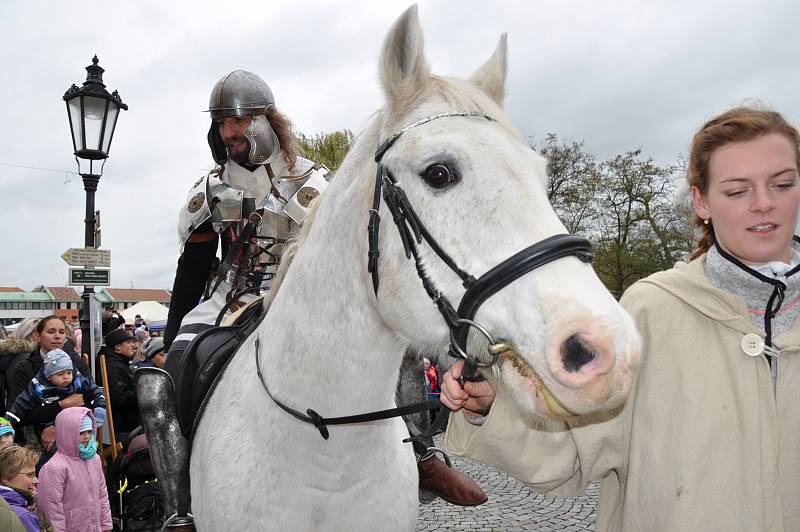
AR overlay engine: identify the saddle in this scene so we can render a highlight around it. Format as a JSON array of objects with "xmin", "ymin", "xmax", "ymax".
[{"xmin": 171, "ymin": 299, "xmax": 266, "ymax": 440}]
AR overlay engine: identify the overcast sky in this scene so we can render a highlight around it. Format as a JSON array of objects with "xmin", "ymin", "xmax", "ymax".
[{"xmin": 1, "ymin": 0, "xmax": 799, "ymax": 291}]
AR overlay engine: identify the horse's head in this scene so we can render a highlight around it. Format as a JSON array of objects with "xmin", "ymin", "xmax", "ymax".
[{"xmin": 370, "ymin": 6, "xmax": 640, "ymax": 420}]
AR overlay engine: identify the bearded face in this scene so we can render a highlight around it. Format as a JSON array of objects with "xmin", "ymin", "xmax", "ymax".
[{"xmin": 216, "ymin": 116, "xmax": 252, "ymax": 164}]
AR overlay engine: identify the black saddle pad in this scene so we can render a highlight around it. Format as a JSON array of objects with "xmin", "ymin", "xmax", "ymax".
[{"xmin": 171, "ymin": 301, "xmax": 264, "ymax": 439}]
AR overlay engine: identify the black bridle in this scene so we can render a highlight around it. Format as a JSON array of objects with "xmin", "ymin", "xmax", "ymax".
[
  {"xmin": 257, "ymin": 111, "xmax": 593, "ymax": 440},
  {"xmin": 368, "ymin": 111, "xmax": 593, "ymax": 374}
]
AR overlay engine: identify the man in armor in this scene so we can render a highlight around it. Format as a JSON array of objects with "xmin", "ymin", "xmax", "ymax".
[
  {"xmin": 165, "ymin": 70, "xmax": 329, "ymax": 356},
  {"xmin": 138, "ymin": 71, "xmax": 484, "ymax": 528}
]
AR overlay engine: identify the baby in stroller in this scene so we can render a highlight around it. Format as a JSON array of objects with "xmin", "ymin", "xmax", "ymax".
[{"xmin": 107, "ymin": 427, "xmax": 164, "ymax": 531}]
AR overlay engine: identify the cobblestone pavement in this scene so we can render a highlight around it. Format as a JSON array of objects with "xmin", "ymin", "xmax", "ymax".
[{"xmin": 416, "ymin": 437, "xmax": 598, "ymax": 531}]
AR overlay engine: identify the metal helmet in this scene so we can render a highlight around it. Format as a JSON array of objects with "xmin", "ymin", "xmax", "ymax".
[{"xmin": 205, "ymin": 70, "xmax": 281, "ymax": 166}]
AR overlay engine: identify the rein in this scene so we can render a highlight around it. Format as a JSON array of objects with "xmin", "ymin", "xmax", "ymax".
[
  {"xmin": 254, "ymin": 337, "xmax": 439, "ymax": 440},
  {"xmin": 258, "ymin": 110, "xmax": 593, "ymax": 440}
]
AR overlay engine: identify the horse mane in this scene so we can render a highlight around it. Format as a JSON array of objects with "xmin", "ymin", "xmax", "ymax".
[
  {"xmin": 265, "ymin": 206, "xmax": 317, "ymax": 307},
  {"xmin": 265, "ymin": 74, "xmax": 523, "ymax": 309},
  {"xmin": 265, "ymin": 116, "xmax": 382, "ymax": 307}
]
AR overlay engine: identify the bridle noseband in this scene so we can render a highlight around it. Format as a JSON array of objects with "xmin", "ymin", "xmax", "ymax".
[{"xmin": 257, "ymin": 110, "xmax": 594, "ymax": 440}]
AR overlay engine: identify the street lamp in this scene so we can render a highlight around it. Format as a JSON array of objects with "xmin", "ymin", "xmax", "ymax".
[{"xmin": 64, "ymin": 55, "xmax": 127, "ymax": 364}]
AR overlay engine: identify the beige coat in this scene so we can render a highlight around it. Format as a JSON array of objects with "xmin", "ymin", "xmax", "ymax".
[
  {"xmin": 446, "ymin": 257, "xmax": 800, "ymax": 531},
  {"xmin": 0, "ymin": 495, "xmax": 26, "ymax": 532}
]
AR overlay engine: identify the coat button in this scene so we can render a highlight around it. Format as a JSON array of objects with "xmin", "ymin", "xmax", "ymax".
[{"xmin": 741, "ymin": 333, "xmax": 764, "ymax": 357}]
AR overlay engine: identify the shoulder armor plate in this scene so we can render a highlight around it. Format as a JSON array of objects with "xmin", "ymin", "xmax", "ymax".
[
  {"xmin": 178, "ymin": 175, "xmax": 213, "ymax": 251},
  {"xmin": 208, "ymin": 173, "xmax": 244, "ymax": 227},
  {"xmin": 263, "ymin": 157, "xmax": 332, "ymax": 223}
]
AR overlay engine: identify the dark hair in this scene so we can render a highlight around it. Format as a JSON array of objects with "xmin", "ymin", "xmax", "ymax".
[
  {"xmin": 689, "ymin": 105, "xmax": 800, "ymax": 259},
  {"xmin": 35, "ymin": 315, "xmax": 65, "ymax": 334}
]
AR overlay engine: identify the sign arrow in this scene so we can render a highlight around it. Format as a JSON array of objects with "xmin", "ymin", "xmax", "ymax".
[{"xmin": 61, "ymin": 248, "xmax": 111, "ymax": 268}]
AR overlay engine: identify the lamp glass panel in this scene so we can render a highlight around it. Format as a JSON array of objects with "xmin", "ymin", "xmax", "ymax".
[
  {"xmin": 68, "ymin": 98, "xmax": 84, "ymax": 151},
  {"xmin": 82, "ymin": 96, "xmax": 108, "ymax": 152},
  {"xmin": 102, "ymin": 105, "xmax": 119, "ymax": 154}
]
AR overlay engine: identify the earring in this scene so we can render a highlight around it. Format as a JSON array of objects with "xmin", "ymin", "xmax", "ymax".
[{"xmin": 703, "ymin": 218, "xmax": 710, "ymax": 225}]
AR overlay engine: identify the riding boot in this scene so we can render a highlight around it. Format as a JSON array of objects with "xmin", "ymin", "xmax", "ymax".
[
  {"xmin": 134, "ymin": 367, "xmax": 195, "ymax": 530},
  {"xmin": 417, "ymin": 453, "xmax": 488, "ymax": 507},
  {"xmin": 398, "ymin": 351, "xmax": 488, "ymax": 507}
]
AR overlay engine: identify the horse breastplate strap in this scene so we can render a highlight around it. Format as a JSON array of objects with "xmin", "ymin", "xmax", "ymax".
[{"xmin": 368, "ymin": 111, "xmax": 594, "ymax": 374}]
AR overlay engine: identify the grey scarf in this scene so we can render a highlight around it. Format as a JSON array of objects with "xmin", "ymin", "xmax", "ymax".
[{"xmin": 705, "ymin": 243, "xmax": 800, "ymax": 385}]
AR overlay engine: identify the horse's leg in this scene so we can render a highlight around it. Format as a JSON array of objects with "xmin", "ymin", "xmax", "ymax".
[{"xmin": 396, "ymin": 350, "xmax": 487, "ymax": 507}]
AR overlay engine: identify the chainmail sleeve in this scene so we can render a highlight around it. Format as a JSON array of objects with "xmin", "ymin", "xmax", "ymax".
[{"xmin": 164, "ymin": 225, "xmax": 218, "ymax": 348}]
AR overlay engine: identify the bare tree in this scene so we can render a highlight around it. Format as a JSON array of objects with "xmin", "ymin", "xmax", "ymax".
[
  {"xmin": 532, "ymin": 134, "xmax": 599, "ymax": 234},
  {"xmin": 592, "ymin": 150, "xmax": 691, "ymax": 297}
]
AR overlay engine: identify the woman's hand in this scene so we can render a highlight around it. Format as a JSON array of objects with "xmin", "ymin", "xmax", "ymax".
[
  {"xmin": 440, "ymin": 359, "xmax": 496, "ymax": 415},
  {"xmin": 59, "ymin": 393, "xmax": 84, "ymax": 409},
  {"xmin": 40, "ymin": 425, "xmax": 56, "ymax": 451}
]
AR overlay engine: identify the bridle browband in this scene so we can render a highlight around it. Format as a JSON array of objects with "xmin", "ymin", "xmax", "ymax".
[{"xmin": 257, "ymin": 110, "xmax": 593, "ymax": 440}]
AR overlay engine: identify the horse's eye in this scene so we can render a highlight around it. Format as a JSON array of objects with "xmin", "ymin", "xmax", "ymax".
[{"xmin": 421, "ymin": 164, "xmax": 458, "ymax": 189}]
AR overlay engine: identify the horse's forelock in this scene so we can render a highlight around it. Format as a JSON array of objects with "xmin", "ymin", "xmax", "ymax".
[{"xmin": 382, "ymin": 74, "xmax": 521, "ymax": 142}]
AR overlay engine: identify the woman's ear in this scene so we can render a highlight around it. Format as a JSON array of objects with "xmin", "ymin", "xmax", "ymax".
[{"xmin": 691, "ymin": 186, "xmax": 710, "ymax": 220}]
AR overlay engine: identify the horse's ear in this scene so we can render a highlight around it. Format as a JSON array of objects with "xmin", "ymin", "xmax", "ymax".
[
  {"xmin": 380, "ymin": 5, "xmax": 430, "ymax": 115},
  {"xmin": 469, "ymin": 34, "xmax": 508, "ymax": 106}
]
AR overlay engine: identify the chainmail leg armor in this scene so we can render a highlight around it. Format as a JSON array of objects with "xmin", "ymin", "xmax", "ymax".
[{"xmin": 396, "ymin": 349, "xmax": 435, "ymax": 455}]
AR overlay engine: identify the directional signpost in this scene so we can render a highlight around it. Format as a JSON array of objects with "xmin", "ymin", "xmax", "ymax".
[
  {"xmin": 62, "ymin": 248, "xmax": 111, "ymax": 268},
  {"xmin": 69, "ymin": 268, "xmax": 110, "ymax": 286},
  {"xmin": 63, "ymin": 248, "xmax": 111, "ymax": 287},
  {"xmin": 63, "ymin": 247, "xmax": 110, "ymax": 377}
]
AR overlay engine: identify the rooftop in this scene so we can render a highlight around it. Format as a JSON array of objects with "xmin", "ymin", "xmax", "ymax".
[
  {"xmin": 0, "ymin": 292, "xmax": 51, "ymax": 302},
  {"xmin": 103, "ymin": 288, "xmax": 171, "ymax": 302},
  {"xmin": 46, "ymin": 287, "xmax": 81, "ymax": 301},
  {"xmin": 32, "ymin": 286, "xmax": 82, "ymax": 301}
]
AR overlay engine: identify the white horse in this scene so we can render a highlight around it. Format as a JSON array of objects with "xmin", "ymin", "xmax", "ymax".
[{"xmin": 190, "ymin": 6, "xmax": 640, "ymax": 530}]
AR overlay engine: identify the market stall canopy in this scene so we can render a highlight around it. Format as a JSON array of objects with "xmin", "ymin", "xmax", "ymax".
[{"xmin": 120, "ymin": 301, "xmax": 169, "ymax": 323}]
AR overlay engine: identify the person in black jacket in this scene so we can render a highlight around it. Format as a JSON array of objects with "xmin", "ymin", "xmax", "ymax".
[
  {"xmin": 0, "ymin": 334, "xmax": 35, "ymax": 414},
  {"xmin": 101, "ymin": 307, "xmax": 125, "ymax": 337},
  {"xmin": 7, "ymin": 316, "xmax": 90, "ymax": 450},
  {"xmin": 102, "ymin": 329, "xmax": 140, "ymax": 437}
]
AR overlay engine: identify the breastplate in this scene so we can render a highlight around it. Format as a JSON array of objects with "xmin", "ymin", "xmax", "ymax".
[
  {"xmin": 179, "ymin": 157, "xmax": 331, "ymax": 296},
  {"xmin": 216, "ymin": 158, "xmax": 330, "ymax": 295},
  {"xmin": 221, "ymin": 210, "xmax": 295, "ymax": 294}
]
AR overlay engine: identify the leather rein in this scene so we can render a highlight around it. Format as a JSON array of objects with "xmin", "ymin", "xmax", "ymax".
[{"xmin": 257, "ymin": 111, "xmax": 593, "ymax": 440}]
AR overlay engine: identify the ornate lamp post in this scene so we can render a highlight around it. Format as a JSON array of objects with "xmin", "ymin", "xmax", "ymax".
[{"xmin": 64, "ymin": 55, "xmax": 127, "ymax": 361}]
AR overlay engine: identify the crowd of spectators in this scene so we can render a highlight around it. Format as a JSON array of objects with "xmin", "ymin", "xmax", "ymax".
[{"xmin": 0, "ymin": 309, "xmax": 166, "ymax": 530}]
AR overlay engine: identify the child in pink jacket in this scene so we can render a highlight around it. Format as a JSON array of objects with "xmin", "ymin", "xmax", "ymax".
[{"xmin": 37, "ymin": 407, "xmax": 111, "ymax": 532}]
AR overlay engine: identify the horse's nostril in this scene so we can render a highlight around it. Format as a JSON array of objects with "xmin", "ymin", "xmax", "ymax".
[{"xmin": 561, "ymin": 334, "xmax": 597, "ymax": 373}]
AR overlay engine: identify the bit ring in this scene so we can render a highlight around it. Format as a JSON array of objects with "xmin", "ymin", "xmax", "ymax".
[{"xmin": 449, "ymin": 318, "xmax": 502, "ymax": 369}]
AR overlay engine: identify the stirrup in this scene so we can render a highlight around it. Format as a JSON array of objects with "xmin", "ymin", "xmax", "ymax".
[
  {"xmin": 161, "ymin": 513, "xmax": 195, "ymax": 531},
  {"xmin": 417, "ymin": 446, "xmax": 452, "ymax": 468}
]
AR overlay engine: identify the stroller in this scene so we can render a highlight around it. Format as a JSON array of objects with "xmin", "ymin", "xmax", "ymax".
[{"xmin": 106, "ymin": 427, "xmax": 165, "ymax": 531}]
